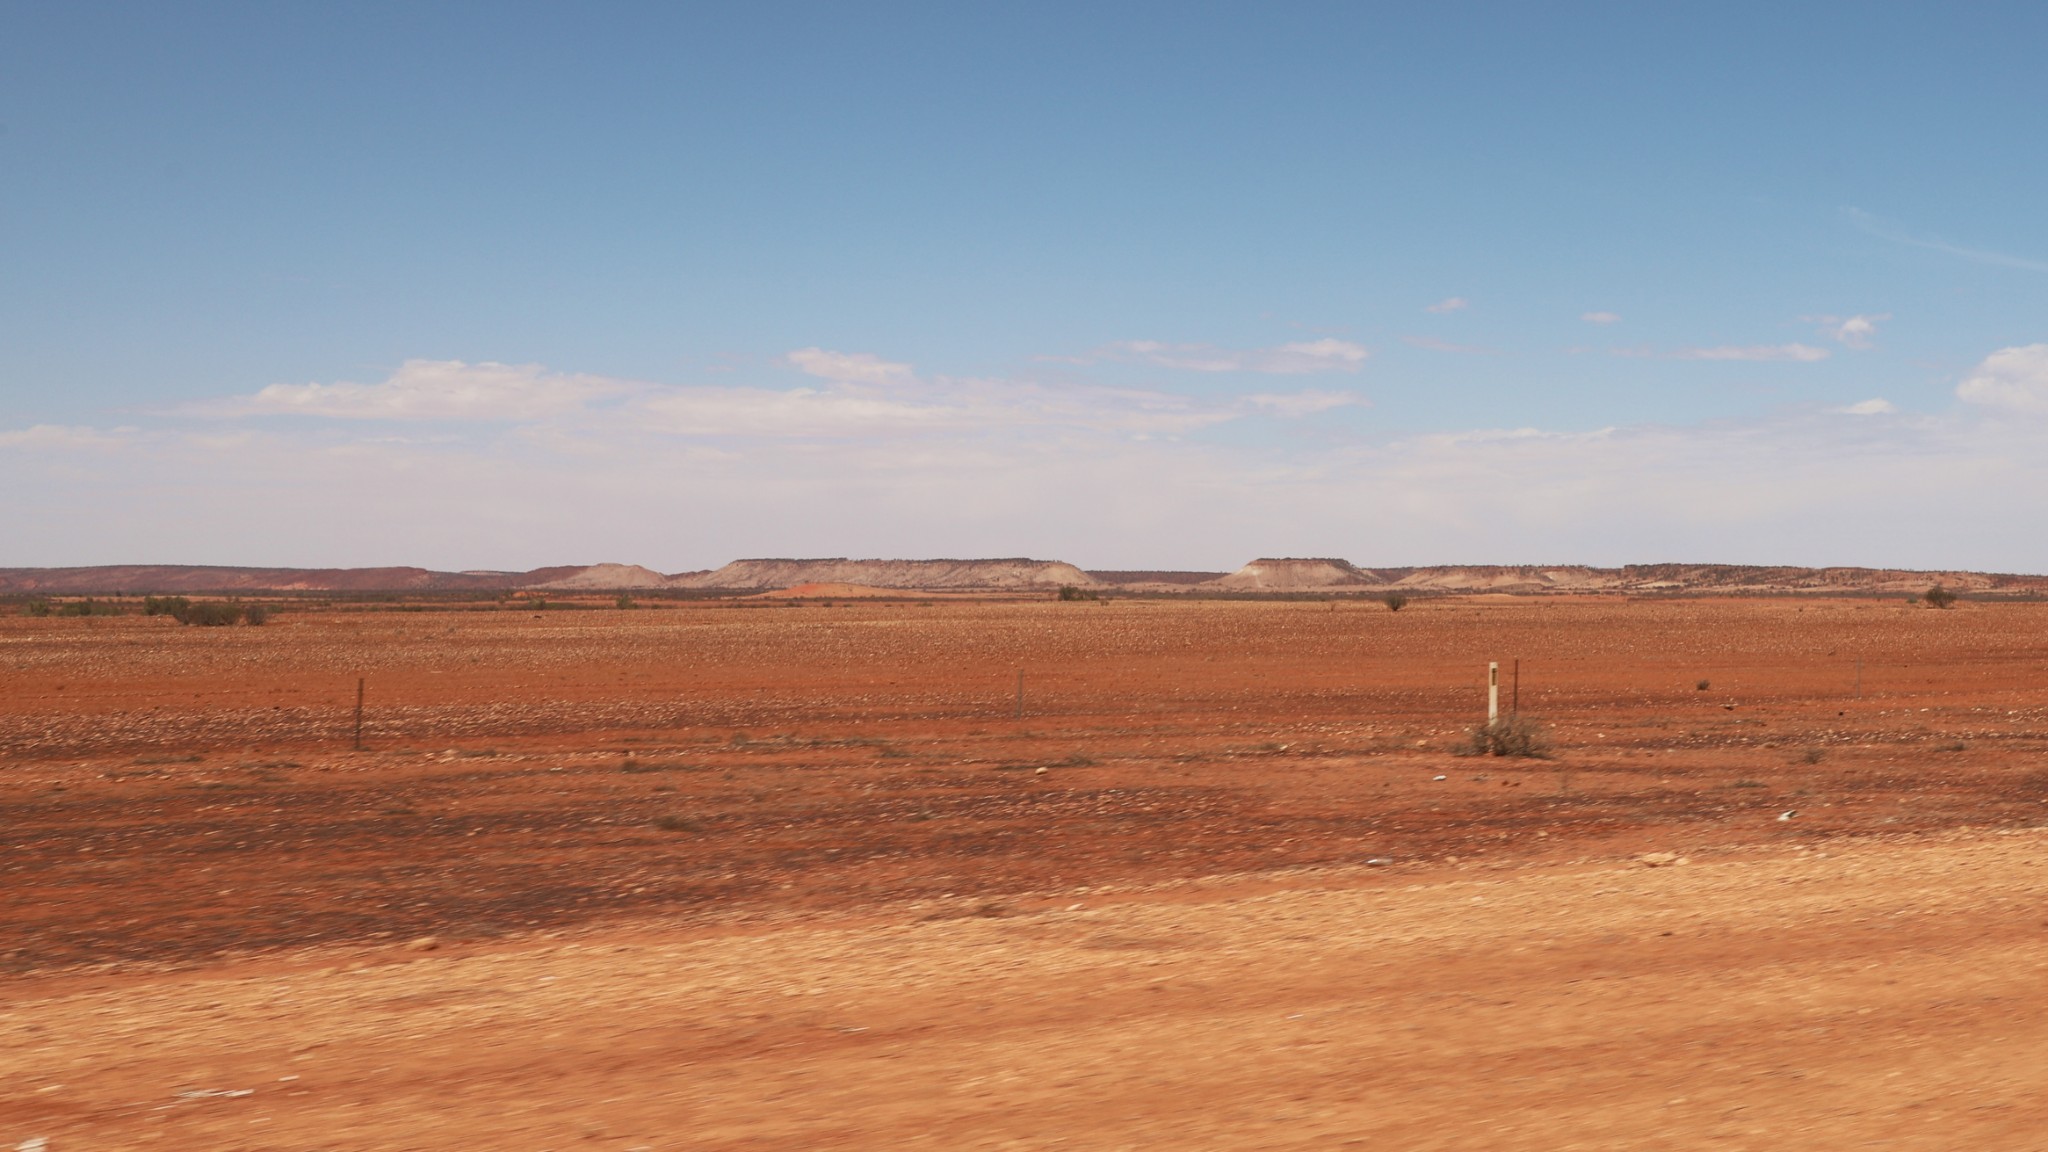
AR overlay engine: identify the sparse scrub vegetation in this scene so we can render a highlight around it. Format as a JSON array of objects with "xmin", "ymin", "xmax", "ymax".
[
  {"xmin": 1464, "ymin": 715, "xmax": 1549, "ymax": 758},
  {"xmin": 1382, "ymin": 592, "xmax": 1409, "ymax": 612},
  {"xmin": 57, "ymin": 598, "xmax": 124, "ymax": 617},
  {"xmin": 171, "ymin": 601, "xmax": 246, "ymax": 626},
  {"xmin": 1924, "ymin": 584, "xmax": 1958, "ymax": 609},
  {"xmin": 1695, "ymin": 679, "xmax": 1711, "ymax": 691},
  {"xmin": 1057, "ymin": 585, "xmax": 1100, "ymax": 601}
]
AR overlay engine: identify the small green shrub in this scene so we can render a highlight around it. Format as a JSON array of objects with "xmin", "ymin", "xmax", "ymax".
[
  {"xmin": 615, "ymin": 594, "xmax": 636, "ymax": 610},
  {"xmin": 1383, "ymin": 592, "xmax": 1409, "ymax": 612},
  {"xmin": 175, "ymin": 601, "xmax": 243, "ymax": 627},
  {"xmin": 242, "ymin": 604, "xmax": 269, "ymax": 625},
  {"xmin": 1057, "ymin": 585, "xmax": 1099, "ymax": 602},
  {"xmin": 1924, "ymin": 584, "xmax": 1958, "ymax": 609},
  {"xmin": 23, "ymin": 599, "xmax": 52, "ymax": 617},
  {"xmin": 144, "ymin": 596, "xmax": 191, "ymax": 617},
  {"xmin": 1695, "ymin": 679, "xmax": 1711, "ymax": 691}
]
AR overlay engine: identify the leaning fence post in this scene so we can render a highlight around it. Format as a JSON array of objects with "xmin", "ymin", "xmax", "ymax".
[{"xmin": 1487, "ymin": 662, "xmax": 1500, "ymax": 729}]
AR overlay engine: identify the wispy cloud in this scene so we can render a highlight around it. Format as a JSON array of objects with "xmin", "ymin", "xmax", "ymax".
[
  {"xmin": 211, "ymin": 359, "xmax": 633, "ymax": 421},
  {"xmin": 1807, "ymin": 313, "xmax": 1887, "ymax": 349},
  {"xmin": 1401, "ymin": 335, "xmax": 1496, "ymax": 355},
  {"xmin": 1424, "ymin": 296, "xmax": 1469, "ymax": 314},
  {"xmin": 1241, "ymin": 390, "xmax": 1364, "ymax": 418},
  {"xmin": 1099, "ymin": 338, "xmax": 1369, "ymax": 375},
  {"xmin": 1956, "ymin": 344, "xmax": 2048, "ymax": 415},
  {"xmin": 1581, "ymin": 311, "xmax": 1621, "ymax": 325},
  {"xmin": 0, "ymin": 423, "xmax": 138, "ymax": 449},
  {"xmin": 785, "ymin": 348, "xmax": 916, "ymax": 386},
  {"xmin": 1668, "ymin": 344, "xmax": 1830, "ymax": 363},
  {"xmin": 1832, "ymin": 398, "xmax": 1897, "ymax": 415},
  {"xmin": 178, "ymin": 351, "xmax": 1365, "ymax": 447},
  {"xmin": 1847, "ymin": 208, "xmax": 2048, "ymax": 274}
]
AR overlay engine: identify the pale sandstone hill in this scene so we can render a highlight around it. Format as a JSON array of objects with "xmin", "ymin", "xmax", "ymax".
[
  {"xmin": 1209, "ymin": 558, "xmax": 1379, "ymax": 590},
  {"xmin": 527, "ymin": 564, "xmax": 675, "ymax": 590}
]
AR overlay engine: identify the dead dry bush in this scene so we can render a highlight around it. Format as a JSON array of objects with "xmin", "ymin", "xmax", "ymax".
[{"xmin": 1464, "ymin": 715, "xmax": 1550, "ymax": 758}]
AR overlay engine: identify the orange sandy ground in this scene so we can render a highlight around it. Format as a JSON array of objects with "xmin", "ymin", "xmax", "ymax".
[{"xmin": 4, "ymin": 597, "xmax": 2047, "ymax": 1149}]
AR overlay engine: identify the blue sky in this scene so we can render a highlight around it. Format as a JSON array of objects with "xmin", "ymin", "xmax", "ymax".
[{"xmin": 5, "ymin": 3, "xmax": 2048, "ymax": 570}]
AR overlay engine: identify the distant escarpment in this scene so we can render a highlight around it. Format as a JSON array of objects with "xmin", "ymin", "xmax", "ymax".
[{"xmin": 1, "ymin": 559, "xmax": 2042, "ymax": 598}]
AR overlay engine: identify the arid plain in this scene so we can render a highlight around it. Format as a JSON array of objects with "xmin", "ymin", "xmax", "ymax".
[{"xmin": 6, "ymin": 596, "xmax": 2048, "ymax": 1149}]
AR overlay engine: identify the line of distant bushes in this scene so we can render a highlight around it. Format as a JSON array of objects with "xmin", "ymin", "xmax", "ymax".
[
  {"xmin": 16, "ymin": 596, "xmax": 267, "ymax": 624},
  {"xmin": 144, "ymin": 596, "xmax": 267, "ymax": 625}
]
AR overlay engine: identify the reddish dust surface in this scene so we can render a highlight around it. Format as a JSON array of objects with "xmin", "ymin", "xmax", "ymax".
[{"xmin": 4, "ymin": 597, "xmax": 2048, "ymax": 1148}]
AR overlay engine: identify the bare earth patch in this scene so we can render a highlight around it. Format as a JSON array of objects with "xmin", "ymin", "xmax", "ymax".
[{"xmin": 3, "ymin": 597, "xmax": 2046, "ymax": 1147}]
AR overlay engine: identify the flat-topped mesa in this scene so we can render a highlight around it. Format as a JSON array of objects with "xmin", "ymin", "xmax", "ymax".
[
  {"xmin": 525, "ymin": 563, "xmax": 675, "ymax": 590},
  {"xmin": 1208, "ymin": 557, "xmax": 1379, "ymax": 590},
  {"xmin": 672, "ymin": 558, "xmax": 1103, "ymax": 592}
]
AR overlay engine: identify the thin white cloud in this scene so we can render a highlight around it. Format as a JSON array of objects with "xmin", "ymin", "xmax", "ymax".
[
  {"xmin": 1425, "ymin": 297, "xmax": 1469, "ymax": 314},
  {"xmin": 203, "ymin": 353, "xmax": 1318, "ymax": 442},
  {"xmin": 634, "ymin": 378, "xmax": 1255, "ymax": 440},
  {"xmin": 1103, "ymin": 338, "xmax": 1369, "ymax": 375},
  {"xmin": 785, "ymin": 348, "xmax": 916, "ymax": 386},
  {"xmin": 1832, "ymin": 398, "xmax": 1897, "ymax": 415},
  {"xmin": 1669, "ymin": 344, "xmax": 1830, "ymax": 363},
  {"xmin": 1808, "ymin": 313, "xmax": 1887, "ymax": 349},
  {"xmin": 1241, "ymin": 390, "xmax": 1364, "ymax": 418},
  {"xmin": 1847, "ymin": 208, "xmax": 2048, "ymax": 274},
  {"xmin": 1581, "ymin": 311, "xmax": 1621, "ymax": 325},
  {"xmin": 0, "ymin": 423, "xmax": 138, "ymax": 449},
  {"xmin": 217, "ymin": 359, "xmax": 632, "ymax": 421},
  {"xmin": 634, "ymin": 387, "xmax": 958, "ymax": 437},
  {"xmin": 1402, "ymin": 335, "xmax": 1496, "ymax": 355},
  {"xmin": 1956, "ymin": 344, "xmax": 2048, "ymax": 415}
]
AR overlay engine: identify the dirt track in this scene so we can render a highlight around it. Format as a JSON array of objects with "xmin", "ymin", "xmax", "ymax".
[{"xmin": 4, "ymin": 598, "xmax": 2047, "ymax": 1147}]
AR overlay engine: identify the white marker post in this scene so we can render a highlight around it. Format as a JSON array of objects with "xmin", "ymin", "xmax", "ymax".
[{"xmin": 1487, "ymin": 662, "xmax": 1500, "ymax": 729}]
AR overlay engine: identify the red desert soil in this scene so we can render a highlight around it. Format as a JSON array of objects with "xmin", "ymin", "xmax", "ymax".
[{"xmin": 4, "ymin": 597, "xmax": 2047, "ymax": 1148}]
